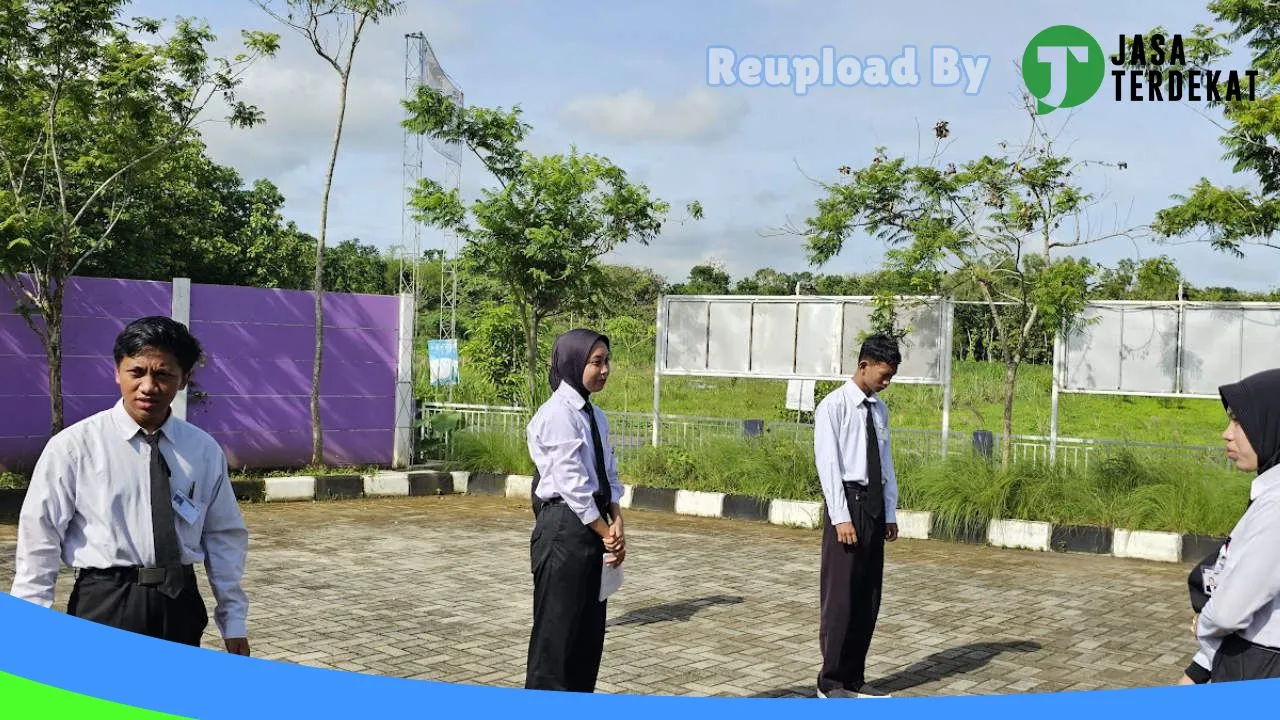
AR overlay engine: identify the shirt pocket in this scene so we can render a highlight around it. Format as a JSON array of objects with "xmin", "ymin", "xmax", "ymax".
[{"xmin": 164, "ymin": 461, "xmax": 206, "ymax": 529}]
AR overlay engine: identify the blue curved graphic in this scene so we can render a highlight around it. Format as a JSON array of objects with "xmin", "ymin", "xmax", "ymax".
[{"xmin": 1, "ymin": 591, "xmax": 1278, "ymax": 718}]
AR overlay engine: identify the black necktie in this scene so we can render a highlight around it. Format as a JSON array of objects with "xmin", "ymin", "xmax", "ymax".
[
  {"xmin": 142, "ymin": 431, "xmax": 184, "ymax": 599},
  {"xmin": 583, "ymin": 400, "xmax": 613, "ymax": 522},
  {"xmin": 864, "ymin": 400, "xmax": 885, "ymax": 519}
]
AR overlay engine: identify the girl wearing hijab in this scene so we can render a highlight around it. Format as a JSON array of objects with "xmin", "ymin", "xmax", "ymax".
[
  {"xmin": 1180, "ymin": 368, "xmax": 1280, "ymax": 684},
  {"xmin": 524, "ymin": 328, "xmax": 626, "ymax": 693}
]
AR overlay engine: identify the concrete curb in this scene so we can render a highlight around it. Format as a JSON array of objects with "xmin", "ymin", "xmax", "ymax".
[
  {"xmin": 437, "ymin": 474, "xmax": 1206, "ymax": 564},
  {"xmin": 13, "ymin": 469, "xmax": 1206, "ymax": 564}
]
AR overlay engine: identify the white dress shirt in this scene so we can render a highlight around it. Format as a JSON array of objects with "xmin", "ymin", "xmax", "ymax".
[
  {"xmin": 1193, "ymin": 464, "xmax": 1280, "ymax": 671},
  {"xmin": 527, "ymin": 383, "xmax": 625, "ymax": 526},
  {"xmin": 11, "ymin": 400, "xmax": 249, "ymax": 639},
  {"xmin": 813, "ymin": 379, "xmax": 899, "ymax": 526}
]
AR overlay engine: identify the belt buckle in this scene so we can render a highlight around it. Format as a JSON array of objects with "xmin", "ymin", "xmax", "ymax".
[{"xmin": 137, "ymin": 567, "xmax": 166, "ymax": 586}]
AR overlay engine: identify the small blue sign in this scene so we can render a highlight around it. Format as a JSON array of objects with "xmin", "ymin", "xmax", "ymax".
[{"xmin": 428, "ymin": 339, "xmax": 459, "ymax": 386}]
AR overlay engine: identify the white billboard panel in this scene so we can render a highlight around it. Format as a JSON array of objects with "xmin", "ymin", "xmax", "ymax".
[
  {"xmin": 1059, "ymin": 302, "xmax": 1280, "ymax": 397},
  {"xmin": 795, "ymin": 302, "xmax": 843, "ymax": 376},
  {"xmin": 658, "ymin": 296, "xmax": 950, "ymax": 384},
  {"xmin": 664, "ymin": 299, "xmax": 707, "ymax": 372},
  {"xmin": 750, "ymin": 302, "xmax": 798, "ymax": 374},
  {"xmin": 706, "ymin": 301, "xmax": 751, "ymax": 373},
  {"xmin": 1237, "ymin": 308, "xmax": 1280, "ymax": 378}
]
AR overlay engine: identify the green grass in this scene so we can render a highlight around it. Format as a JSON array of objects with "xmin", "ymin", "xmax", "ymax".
[
  {"xmin": 894, "ymin": 452, "xmax": 1248, "ymax": 538},
  {"xmin": 445, "ymin": 429, "xmax": 1250, "ymax": 537},
  {"xmin": 622, "ymin": 434, "xmax": 821, "ymax": 500},
  {"xmin": 444, "ymin": 431, "xmax": 536, "ymax": 475},
  {"xmin": 229, "ymin": 463, "xmax": 382, "ymax": 482}
]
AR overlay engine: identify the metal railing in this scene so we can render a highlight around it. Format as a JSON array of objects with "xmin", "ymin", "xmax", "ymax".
[
  {"xmin": 416, "ymin": 402, "xmax": 1231, "ymax": 471},
  {"xmin": 1008, "ymin": 434, "xmax": 1231, "ymax": 471}
]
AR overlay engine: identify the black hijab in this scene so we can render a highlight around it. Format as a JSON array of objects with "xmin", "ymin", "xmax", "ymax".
[
  {"xmin": 548, "ymin": 328, "xmax": 609, "ymax": 401},
  {"xmin": 1219, "ymin": 368, "xmax": 1280, "ymax": 476}
]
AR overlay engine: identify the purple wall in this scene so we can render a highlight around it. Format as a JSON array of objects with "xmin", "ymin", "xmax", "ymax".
[{"xmin": 0, "ymin": 276, "xmax": 401, "ymax": 472}]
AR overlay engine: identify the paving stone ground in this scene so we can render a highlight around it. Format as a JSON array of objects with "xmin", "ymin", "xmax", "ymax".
[{"xmin": 0, "ymin": 496, "xmax": 1199, "ymax": 697}]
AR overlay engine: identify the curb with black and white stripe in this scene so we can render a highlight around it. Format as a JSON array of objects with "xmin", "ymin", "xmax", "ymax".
[{"xmin": 178, "ymin": 469, "xmax": 1224, "ymax": 565}]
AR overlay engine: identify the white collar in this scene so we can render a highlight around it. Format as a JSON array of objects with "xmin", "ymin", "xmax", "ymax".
[
  {"xmin": 843, "ymin": 379, "xmax": 877, "ymax": 405},
  {"xmin": 1251, "ymin": 464, "xmax": 1280, "ymax": 501},
  {"xmin": 109, "ymin": 398, "xmax": 180, "ymax": 442},
  {"xmin": 554, "ymin": 382, "xmax": 589, "ymax": 410}
]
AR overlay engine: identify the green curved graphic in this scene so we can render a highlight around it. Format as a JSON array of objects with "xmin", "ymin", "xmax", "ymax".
[{"xmin": 0, "ymin": 670, "xmax": 190, "ymax": 719}]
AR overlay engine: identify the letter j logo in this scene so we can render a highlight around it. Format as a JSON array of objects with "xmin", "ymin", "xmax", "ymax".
[{"xmin": 1022, "ymin": 25, "xmax": 1105, "ymax": 114}]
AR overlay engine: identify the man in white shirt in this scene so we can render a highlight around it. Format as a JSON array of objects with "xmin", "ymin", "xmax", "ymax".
[
  {"xmin": 11, "ymin": 316, "xmax": 250, "ymax": 655},
  {"xmin": 814, "ymin": 333, "xmax": 901, "ymax": 699}
]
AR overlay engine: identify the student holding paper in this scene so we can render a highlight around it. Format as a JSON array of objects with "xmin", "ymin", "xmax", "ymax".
[{"xmin": 524, "ymin": 328, "xmax": 626, "ymax": 693}]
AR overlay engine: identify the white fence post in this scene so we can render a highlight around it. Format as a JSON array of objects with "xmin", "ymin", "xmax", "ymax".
[
  {"xmin": 392, "ymin": 292, "xmax": 415, "ymax": 469},
  {"xmin": 171, "ymin": 278, "xmax": 192, "ymax": 421}
]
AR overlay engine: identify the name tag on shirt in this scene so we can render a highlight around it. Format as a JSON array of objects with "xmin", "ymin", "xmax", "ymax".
[
  {"xmin": 1202, "ymin": 568, "xmax": 1220, "ymax": 596},
  {"xmin": 172, "ymin": 492, "xmax": 201, "ymax": 524}
]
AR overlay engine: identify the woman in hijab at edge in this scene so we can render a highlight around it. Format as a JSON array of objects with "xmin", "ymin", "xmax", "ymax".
[
  {"xmin": 524, "ymin": 329, "xmax": 626, "ymax": 693},
  {"xmin": 1180, "ymin": 368, "xmax": 1280, "ymax": 684}
]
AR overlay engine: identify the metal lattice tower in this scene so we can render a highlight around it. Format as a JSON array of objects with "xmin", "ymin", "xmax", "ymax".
[{"xmin": 402, "ymin": 31, "xmax": 463, "ymax": 387}]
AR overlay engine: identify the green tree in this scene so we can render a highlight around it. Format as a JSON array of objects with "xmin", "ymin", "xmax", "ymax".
[
  {"xmin": 562, "ymin": 264, "xmax": 667, "ymax": 326},
  {"xmin": 813, "ymin": 272, "xmax": 874, "ymax": 295},
  {"xmin": 72, "ymin": 144, "xmax": 313, "ymax": 289},
  {"xmin": 458, "ymin": 301, "xmax": 526, "ymax": 400},
  {"xmin": 801, "ymin": 100, "xmax": 1138, "ymax": 465},
  {"xmin": 671, "ymin": 262, "xmax": 731, "ymax": 295},
  {"xmin": 253, "ymin": 0, "xmax": 404, "ymax": 464},
  {"xmin": 0, "ymin": 0, "xmax": 276, "ymax": 433},
  {"xmin": 1092, "ymin": 258, "xmax": 1140, "ymax": 300},
  {"xmin": 1139, "ymin": 6, "xmax": 1280, "ymax": 254},
  {"xmin": 402, "ymin": 86, "xmax": 681, "ymax": 402},
  {"xmin": 323, "ymin": 238, "xmax": 392, "ymax": 294},
  {"xmin": 1088, "ymin": 256, "xmax": 1184, "ymax": 301},
  {"xmin": 734, "ymin": 267, "xmax": 795, "ymax": 295},
  {"xmin": 1132, "ymin": 256, "xmax": 1184, "ymax": 300}
]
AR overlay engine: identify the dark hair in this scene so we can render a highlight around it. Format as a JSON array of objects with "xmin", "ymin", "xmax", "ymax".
[
  {"xmin": 858, "ymin": 333, "xmax": 901, "ymax": 367},
  {"xmin": 112, "ymin": 316, "xmax": 203, "ymax": 374}
]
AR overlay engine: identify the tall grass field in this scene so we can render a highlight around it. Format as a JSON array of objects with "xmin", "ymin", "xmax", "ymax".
[{"xmin": 443, "ymin": 430, "xmax": 1250, "ymax": 538}]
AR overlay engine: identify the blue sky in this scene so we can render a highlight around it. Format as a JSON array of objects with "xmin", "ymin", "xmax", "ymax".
[{"xmin": 128, "ymin": 0, "xmax": 1279, "ymax": 291}]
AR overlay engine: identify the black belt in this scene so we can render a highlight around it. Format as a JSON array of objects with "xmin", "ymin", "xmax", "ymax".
[
  {"xmin": 531, "ymin": 496, "xmax": 563, "ymax": 516},
  {"xmin": 532, "ymin": 493, "xmax": 612, "ymax": 520},
  {"xmin": 77, "ymin": 565, "xmax": 194, "ymax": 587}
]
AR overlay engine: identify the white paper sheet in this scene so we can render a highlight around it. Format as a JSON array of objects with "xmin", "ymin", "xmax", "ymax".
[{"xmin": 599, "ymin": 554, "xmax": 624, "ymax": 601}]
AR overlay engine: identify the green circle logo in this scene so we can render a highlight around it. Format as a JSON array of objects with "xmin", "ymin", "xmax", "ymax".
[{"xmin": 1022, "ymin": 25, "xmax": 1105, "ymax": 114}]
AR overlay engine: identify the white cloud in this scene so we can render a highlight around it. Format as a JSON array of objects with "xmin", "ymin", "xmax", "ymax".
[
  {"xmin": 196, "ymin": 2, "xmax": 469, "ymax": 182},
  {"xmin": 559, "ymin": 86, "xmax": 748, "ymax": 145},
  {"xmin": 605, "ymin": 212, "xmax": 819, "ymax": 284}
]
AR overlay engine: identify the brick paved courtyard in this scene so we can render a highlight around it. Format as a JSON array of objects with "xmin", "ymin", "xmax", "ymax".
[{"xmin": 0, "ymin": 496, "xmax": 1198, "ymax": 697}]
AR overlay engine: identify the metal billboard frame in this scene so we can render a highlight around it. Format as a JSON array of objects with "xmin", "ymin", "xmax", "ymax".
[
  {"xmin": 1050, "ymin": 299, "xmax": 1280, "ymax": 460},
  {"xmin": 652, "ymin": 294, "xmax": 955, "ymax": 453}
]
